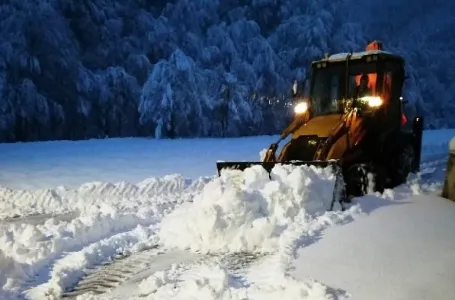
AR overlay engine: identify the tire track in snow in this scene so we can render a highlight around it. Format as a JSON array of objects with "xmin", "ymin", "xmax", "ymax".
[
  {"xmin": 60, "ymin": 247, "xmax": 171, "ymax": 299},
  {"xmin": 60, "ymin": 250, "xmax": 267, "ymax": 300}
]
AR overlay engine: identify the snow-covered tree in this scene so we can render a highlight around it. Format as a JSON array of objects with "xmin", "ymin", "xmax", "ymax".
[
  {"xmin": 139, "ymin": 49, "xmax": 210, "ymax": 138},
  {"xmin": 0, "ymin": 0, "xmax": 454, "ymax": 142}
]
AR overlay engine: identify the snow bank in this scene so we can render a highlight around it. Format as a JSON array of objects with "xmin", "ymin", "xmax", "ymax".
[
  {"xmin": 158, "ymin": 164, "xmax": 344, "ymax": 253},
  {"xmin": 0, "ymin": 174, "xmax": 210, "ymax": 219}
]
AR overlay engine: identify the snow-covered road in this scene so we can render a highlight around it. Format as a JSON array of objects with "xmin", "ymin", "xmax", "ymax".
[{"xmin": 0, "ymin": 130, "xmax": 454, "ymax": 300}]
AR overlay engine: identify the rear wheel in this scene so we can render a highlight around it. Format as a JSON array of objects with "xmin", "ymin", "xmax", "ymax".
[{"xmin": 391, "ymin": 143, "xmax": 415, "ymax": 186}]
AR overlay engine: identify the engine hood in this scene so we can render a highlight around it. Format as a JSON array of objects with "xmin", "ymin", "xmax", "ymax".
[{"xmin": 292, "ymin": 114, "xmax": 344, "ymax": 139}]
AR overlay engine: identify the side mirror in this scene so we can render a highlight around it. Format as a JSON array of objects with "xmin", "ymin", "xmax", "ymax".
[
  {"xmin": 292, "ymin": 78, "xmax": 311, "ymax": 98},
  {"xmin": 292, "ymin": 80, "xmax": 298, "ymax": 96}
]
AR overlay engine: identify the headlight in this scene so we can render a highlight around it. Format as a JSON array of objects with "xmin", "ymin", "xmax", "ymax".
[
  {"xmin": 294, "ymin": 102, "xmax": 308, "ymax": 114},
  {"xmin": 360, "ymin": 96, "xmax": 383, "ymax": 107}
]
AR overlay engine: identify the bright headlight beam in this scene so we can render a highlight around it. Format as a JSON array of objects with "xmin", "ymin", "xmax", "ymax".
[
  {"xmin": 294, "ymin": 102, "xmax": 308, "ymax": 114},
  {"xmin": 360, "ymin": 96, "xmax": 383, "ymax": 107}
]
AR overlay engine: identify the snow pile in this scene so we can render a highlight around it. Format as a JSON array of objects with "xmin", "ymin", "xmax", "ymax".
[{"xmin": 158, "ymin": 164, "xmax": 345, "ymax": 253}]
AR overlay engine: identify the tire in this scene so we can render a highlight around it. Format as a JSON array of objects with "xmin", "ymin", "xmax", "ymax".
[
  {"xmin": 330, "ymin": 170, "xmax": 349, "ymax": 210},
  {"xmin": 392, "ymin": 143, "xmax": 415, "ymax": 186},
  {"xmin": 345, "ymin": 164, "xmax": 370, "ymax": 198}
]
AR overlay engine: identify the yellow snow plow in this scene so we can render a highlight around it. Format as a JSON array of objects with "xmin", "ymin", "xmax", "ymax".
[{"xmin": 217, "ymin": 41, "xmax": 424, "ymax": 209}]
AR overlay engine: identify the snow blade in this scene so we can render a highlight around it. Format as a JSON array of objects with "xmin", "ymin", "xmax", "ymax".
[
  {"xmin": 216, "ymin": 160, "xmax": 347, "ymax": 211},
  {"xmin": 216, "ymin": 161, "xmax": 336, "ymax": 175}
]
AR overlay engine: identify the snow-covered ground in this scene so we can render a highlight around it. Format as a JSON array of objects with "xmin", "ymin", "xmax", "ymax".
[
  {"xmin": 0, "ymin": 136, "xmax": 278, "ymax": 190},
  {"xmin": 291, "ymin": 191, "xmax": 455, "ymax": 300},
  {"xmin": 0, "ymin": 129, "xmax": 455, "ymax": 300}
]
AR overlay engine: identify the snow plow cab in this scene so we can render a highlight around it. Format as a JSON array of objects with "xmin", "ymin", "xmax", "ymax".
[{"xmin": 217, "ymin": 41, "xmax": 424, "ymax": 207}]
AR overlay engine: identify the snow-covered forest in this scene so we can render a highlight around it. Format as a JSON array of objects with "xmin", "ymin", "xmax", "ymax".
[{"xmin": 0, "ymin": 0, "xmax": 454, "ymax": 142}]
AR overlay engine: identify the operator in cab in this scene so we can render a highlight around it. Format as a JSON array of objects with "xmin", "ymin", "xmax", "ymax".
[{"xmin": 355, "ymin": 74, "xmax": 373, "ymax": 98}]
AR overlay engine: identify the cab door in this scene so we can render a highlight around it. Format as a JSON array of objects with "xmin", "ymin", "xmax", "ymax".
[{"xmin": 381, "ymin": 61, "xmax": 405, "ymax": 133}]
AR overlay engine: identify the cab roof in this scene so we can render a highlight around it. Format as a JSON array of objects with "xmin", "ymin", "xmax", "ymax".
[
  {"xmin": 312, "ymin": 41, "xmax": 404, "ymax": 66},
  {"xmin": 312, "ymin": 50, "xmax": 404, "ymax": 65}
]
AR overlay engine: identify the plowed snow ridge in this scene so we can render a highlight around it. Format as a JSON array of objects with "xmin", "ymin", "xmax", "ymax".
[{"xmin": 0, "ymin": 174, "xmax": 212, "ymax": 220}]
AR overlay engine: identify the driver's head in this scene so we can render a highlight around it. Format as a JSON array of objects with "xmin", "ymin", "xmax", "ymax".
[{"xmin": 360, "ymin": 74, "xmax": 369, "ymax": 89}]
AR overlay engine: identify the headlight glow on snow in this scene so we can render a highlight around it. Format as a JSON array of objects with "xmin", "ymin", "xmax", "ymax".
[
  {"xmin": 360, "ymin": 96, "xmax": 383, "ymax": 107},
  {"xmin": 294, "ymin": 102, "xmax": 308, "ymax": 114}
]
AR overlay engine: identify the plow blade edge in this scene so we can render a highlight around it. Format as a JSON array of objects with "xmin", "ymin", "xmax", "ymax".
[{"xmin": 216, "ymin": 161, "xmax": 339, "ymax": 176}]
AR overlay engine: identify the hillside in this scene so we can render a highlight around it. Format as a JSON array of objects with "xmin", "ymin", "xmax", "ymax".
[{"xmin": 1, "ymin": 0, "xmax": 454, "ymax": 142}]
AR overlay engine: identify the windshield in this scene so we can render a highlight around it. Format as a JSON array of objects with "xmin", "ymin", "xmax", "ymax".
[
  {"xmin": 310, "ymin": 67, "xmax": 343, "ymax": 116},
  {"xmin": 310, "ymin": 61, "xmax": 379, "ymax": 116}
]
